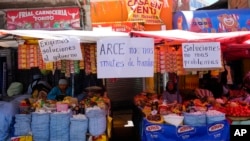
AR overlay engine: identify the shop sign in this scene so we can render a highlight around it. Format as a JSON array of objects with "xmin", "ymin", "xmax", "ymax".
[
  {"xmin": 6, "ymin": 7, "xmax": 80, "ymax": 30},
  {"xmin": 38, "ymin": 37, "xmax": 82, "ymax": 62},
  {"xmin": 97, "ymin": 37, "xmax": 154, "ymax": 78},
  {"xmin": 182, "ymin": 42, "xmax": 222, "ymax": 69},
  {"xmin": 126, "ymin": 0, "xmax": 164, "ymax": 24},
  {"xmin": 92, "ymin": 21, "xmax": 145, "ymax": 32}
]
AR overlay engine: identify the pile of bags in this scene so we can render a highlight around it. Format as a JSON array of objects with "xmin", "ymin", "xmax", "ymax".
[
  {"xmin": 31, "ymin": 112, "xmax": 50, "ymax": 141},
  {"xmin": 14, "ymin": 114, "xmax": 31, "ymax": 136},
  {"xmin": 70, "ymin": 115, "xmax": 88, "ymax": 141},
  {"xmin": 50, "ymin": 113, "xmax": 70, "ymax": 141}
]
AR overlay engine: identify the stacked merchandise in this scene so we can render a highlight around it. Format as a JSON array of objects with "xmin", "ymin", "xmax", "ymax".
[
  {"xmin": 154, "ymin": 46, "xmax": 185, "ymax": 75},
  {"xmin": 14, "ymin": 114, "xmax": 31, "ymax": 136},
  {"xmin": 50, "ymin": 112, "xmax": 70, "ymax": 141},
  {"xmin": 90, "ymin": 45, "xmax": 97, "ymax": 74},
  {"xmin": 154, "ymin": 48, "xmax": 160, "ymax": 73},
  {"xmin": 84, "ymin": 44, "xmax": 91, "ymax": 74},
  {"xmin": 17, "ymin": 44, "xmax": 97, "ymax": 76},
  {"xmin": 70, "ymin": 115, "xmax": 88, "ymax": 141},
  {"xmin": 31, "ymin": 113, "xmax": 50, "ymax": 141}
]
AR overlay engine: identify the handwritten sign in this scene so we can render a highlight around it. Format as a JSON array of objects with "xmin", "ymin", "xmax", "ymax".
[
  {"xmin": 97, "ymin": 38, "xmax": 154, "ymax": 78},
  {"xmin": 182, "ymin": 42, "xmax": 222, "ymax": 69},
  {"xmin": 38, "ymin": 37, "xmax": 82, "ymax": 62}
]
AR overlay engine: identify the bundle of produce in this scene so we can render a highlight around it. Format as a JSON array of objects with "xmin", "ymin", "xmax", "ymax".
[
  {"xmin": 206, "ymin": 110, "xmax": 225, "ymax": 124},
  {"xmin": 183, "ymin": 111, "xmax": 206, "ymax": 126},
  {"xmin": 14, "ymin": 114, "xmax": 31, "ymax": 136},
  {"xmin": 86, "ymin": 106, "xmax": 107, "ymax": 136},
  {"xmin": 70, "ymin": 114, "xmax": 88, "ymax": 141},
  {"xmin": 50, "ymin": 112, "xmax": 70, "ymax": 141},
  {"xmin": 31, "ymin": 112, "xmax": 50, "ymax": 141},
  {"xmin": 225, "ymin": 101, "xmax": 250, "ymax": 120}
]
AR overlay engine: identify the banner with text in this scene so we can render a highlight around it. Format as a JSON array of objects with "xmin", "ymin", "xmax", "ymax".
[
  {"xmin": 182, "ymin": 42, "xmax": 222, "ymax": 69},
  {"xmin": 97, "ymin": 38, "xmax": 154, "ymax": 78},
  {"xmin": 126, "ymin": 0, "xmax": 163, "ymax": 24},
  {"xmin": 6, "ymin": 7, "xmax": 80, "ymax": 30},
  {"xmin": 38, "ymin": 37, "xmax": 82, "ymax": 62}
]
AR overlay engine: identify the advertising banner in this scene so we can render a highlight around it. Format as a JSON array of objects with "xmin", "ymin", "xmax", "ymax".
[
  {"xmin": 90, "ymin": 0, "xmax": 173, "ymax": 30},
  {"xmin": 126, "ymin": 0, "xmax": 164, "ymax": 24},
  {"xmin": 97, "ymin": 37, "xmax": 154, "ymax": 78},
  {"xmin": 173, "ymin": 9, "xmax": 250, "ymax": 33},
  {"xmin": 142, "ymin": 119, "xmax": 230, "ymax": 141},
  {"xmin": 6, "ymin": 7, "xmax": 81, "ymax": 30}
]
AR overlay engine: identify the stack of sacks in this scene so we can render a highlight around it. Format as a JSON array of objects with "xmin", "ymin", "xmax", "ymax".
[
  {"xmin": 86, "ymin": 106, "xmax": 107, "ymax": 136},
  {"xmin": 31, "ymin": 112, "xmax": 50, "ymax": 141},
  {"xmin": 50, "ymin": 112, "xmax": 70, "ymax": 141},
  {"xmin": 14, "ymin": 114, "xmax": 31, "ymax": 136},
  {"xmin": 70, "ymin": 114, "xmax": 88, "ymax": 141}
]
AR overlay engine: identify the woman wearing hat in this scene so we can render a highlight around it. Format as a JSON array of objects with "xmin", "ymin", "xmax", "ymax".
[{"xmin": 47, "ymin": 79, "xmax": 72, "ymax": 100}]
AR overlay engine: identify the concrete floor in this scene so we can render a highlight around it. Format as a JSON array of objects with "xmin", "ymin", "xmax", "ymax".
[{"xmin": 110, "ymin": 110, "xmax": 140, "ymax": 141}]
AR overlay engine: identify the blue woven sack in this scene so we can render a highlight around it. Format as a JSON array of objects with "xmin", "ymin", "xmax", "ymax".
[
  {"xmin": 14, "ymin": 114, "xmax": 31, "ymax": 136},
  {"xmin": 183, "ymin": 112, "xmax": 206, "ymax": 126},
  {"xmin": 50, "ymin": 113, "xmax": 70, "ymax": 141},
  {"xmin": 207, "ymin": 114, "xmax": 225, "ymax": 124},
  {"xmin": 86, "ymin": 109, "xmax": 107, "ymax": 136},
  {"xmin": 70, "ymin": 118, "xmax": 88, "ymax": 141},
  {"xmin": 31, "ymin": 113, "xmax": 50, "ymax": 141}
]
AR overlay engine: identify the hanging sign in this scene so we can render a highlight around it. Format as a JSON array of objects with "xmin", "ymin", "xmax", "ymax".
[
  {"xmin": 97, "ymin": 38, "xmax": 154, "ymax": 78},
  {"xmin": 38, "ymin": 37, "xmax": 83, "ymax": 62},
  {"xmin": 6, "ymin": 7, "xmax": 80, "ymax": 30},
  {"xmin": 182, "ymin": 42, "xmax": 222, "ymax": 69},
  {"xmin": 126, "ymin": 0, "xmax": 164, "ymax": 24}
]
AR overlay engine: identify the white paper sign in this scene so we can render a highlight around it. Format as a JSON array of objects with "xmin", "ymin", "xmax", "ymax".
[
  {"xmin": 38, "ymin": 37, "xmax": 82, "ymax": 62},
  {"xmin": 97, "ymin": 38, "xmax": 154, "ymax": 78},
  {"xmin": 182, "ymin": 42, "xmax": 222, "ymax": 69}
]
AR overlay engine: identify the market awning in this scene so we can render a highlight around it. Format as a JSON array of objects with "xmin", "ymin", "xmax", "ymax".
[
  {"xmin": 131, "ymin": 30, "xmax": 250, "ymax": 60},
  {"xmin": 0, "ymin": 29, "xmax": 130, "ymax": 43}
]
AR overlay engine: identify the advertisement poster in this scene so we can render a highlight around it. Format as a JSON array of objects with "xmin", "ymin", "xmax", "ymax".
[
  {"xmin": 173, "ymin": 9, "xmax": 250, "ymax": 33},
  {"xmin": 6, "ymin": 7, "xmax": 81, "ymax": 30},
  {"xmin": 126, "ymin": 0, "xmax": 164, "ymax": 24},
  {"xmin": 90, "ymin": 0, "xmax": 173, "ymax": 30},
  {"xmin": 97, "ymin": 37, "xmax": 154, "ymax": 78}
]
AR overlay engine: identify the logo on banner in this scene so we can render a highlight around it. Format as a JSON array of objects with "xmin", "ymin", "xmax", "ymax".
[
  {"xmin": 208, "ymin": 123, "xmax": 224, "ymax": 132},
  {"xmin": 126, "ymin": 0, "xmax": 163, "ymax": 24},
  {"xmin": 146, "ymin": 125, "xmax": 162, "ymax": 131},
  {"xmin": 177, "ymin": 126, "xmax": 195, "ymax": 134}
]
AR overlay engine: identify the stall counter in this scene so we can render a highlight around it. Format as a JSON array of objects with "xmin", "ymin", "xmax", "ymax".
[{"xmin": 141, "ymin": 118, "xmax": 230, "ymax": 141}]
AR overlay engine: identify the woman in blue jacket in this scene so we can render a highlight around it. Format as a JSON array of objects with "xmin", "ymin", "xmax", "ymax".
[{"xmin": 47, "ymin": 79, "xmax": 72, "ymax": 100}]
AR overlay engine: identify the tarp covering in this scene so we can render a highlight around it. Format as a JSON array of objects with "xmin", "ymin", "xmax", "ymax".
[
  {"xmin": 131, "ymin": 30, "xmax": 250, "ymax": 60},
  {"xmin": 0, "ymin": 29, "xmax": 130, "ymax": 43}
]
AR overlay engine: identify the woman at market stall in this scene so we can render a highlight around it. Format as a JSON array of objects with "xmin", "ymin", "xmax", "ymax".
[
  {"xmin": 161, "ymin": 80, "xmax": 182, "ymax": 104},
  {"xmin": 47, "ymin": 79, "xmax": 72, "ymax": 101}
]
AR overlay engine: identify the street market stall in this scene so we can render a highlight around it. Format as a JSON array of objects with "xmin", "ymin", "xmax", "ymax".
[
  {"xmin": 130, "ymin": 29, "xmax": 250, "ymax": 141},
  {"xmin": 0, "ymin": 29, "xmax": 129, "ymax": 141},
  {"xmin": 1, "ymin": 29, "xmax": 250, "ymax": 141}
]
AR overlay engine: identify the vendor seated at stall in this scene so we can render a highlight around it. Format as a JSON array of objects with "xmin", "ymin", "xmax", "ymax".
[
  {"xmin": 47, "ymin": 79, "xmax": 72, "ymax": 101},
  {"xmin": 161, "ymin": 80, "xmax": 182, "ymax": 104}
]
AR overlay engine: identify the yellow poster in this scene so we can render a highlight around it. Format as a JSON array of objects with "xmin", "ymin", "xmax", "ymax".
[{"xmin": 126, "ymin": 0, "xmax": 164, "ymax": 24}]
